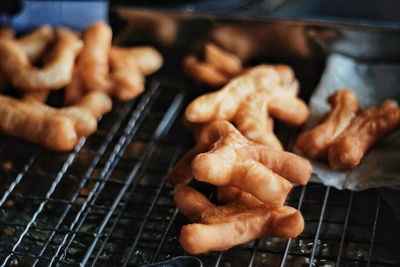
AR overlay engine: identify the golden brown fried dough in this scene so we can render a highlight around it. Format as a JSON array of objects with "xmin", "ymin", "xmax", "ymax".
[
  {"xmin": 234, "ymin": 92, "xmax": 283, "ymax": 150},
  {"xmin": 109, "ymin": 47, "xmax": 144, "ymax": 101},
  {"xmin": 21, "ymin": 91, "xmax": 50, "ymax": 103},
  {"xmin": 168, "ymin": 120, "xmax": 311, "ymax": 187},
  {"xmin": 185, "ymin": 65, "xmax": 308, "ymax": 145},
  {"xmin": 295, "ymin": 90, "xmax": 359, "ymax": 159},
  {"xmin": 79, "ymin": 21, "xmax": 113, "ymax": 94},
  {"xmin": 175, "ymin": 184, "xmax": 304, "ymax": 254},
  {"xmin": 0, "ymin": 94, "xmax": 78, "ymax": 151},
  {"xmin": 16, "ymin": 25, "xmax": 54, "ymax": 62},
  {"xmin": 183, "ymin": 54, "xmax": 230, "ymax": 88},
  {"xmin": 64, "ymin": 64, "xmax": 86, "ymax": 105},
  {"xmin": 328, "ymin": 100, "xmax": 400, "ymax": 170},
  {"xmin": 183, "ymin": 43, "xmax": 243, "ymax": 88},
  {"xmin": 191, "ymin": 121, "xmax": 312, "ymax": 206},
  {"xmin": 111, "ymin": 46, "xmax": 163, "ymax": 76},
  {"xmin": 0, "ymin": 92, "xmax": 111, "ymax": 150},
  {"xmin": 28, "ymin": 92, "xmax": 111, "ymax": 138},
  {"xmin": 0, "ymin": 27, "xmax": 82, "ymax": 91},
  {"xmin": 79, "ymin": 22, "xmax": 163, "ymax": 101},
  {"xmin": 71, "ymin": 91, "xmax": 112, "ymax": 118},
  {"xmin": 204, "ymin": 42, "xmax": 242, "ymax": 77}
]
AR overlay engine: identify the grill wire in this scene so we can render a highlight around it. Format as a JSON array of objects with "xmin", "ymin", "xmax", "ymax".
[{"xmin": 0, "ymin": 51, "xmax": 399, "ymax": 267}]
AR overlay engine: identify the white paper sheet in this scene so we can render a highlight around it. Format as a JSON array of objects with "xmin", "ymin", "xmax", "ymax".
[{"xmin": 297, "ymin": 53, "xmax": 400, "ymax": 191}]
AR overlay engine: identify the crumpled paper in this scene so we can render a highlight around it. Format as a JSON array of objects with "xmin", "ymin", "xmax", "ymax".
[{"xmin": 297, "ymin": 53, "xmax": 400, "ymax": 191}]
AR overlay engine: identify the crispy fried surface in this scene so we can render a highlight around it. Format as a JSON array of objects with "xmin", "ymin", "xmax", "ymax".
[
  {"xmin": 234, "ymin": 92, "xmax": 283, "ymax": 150},
  {"xmin": 78, "ymin": 22, "xmax": 163, "ymax": 101},
  {"xmin": 79, "ymin": 22, "xmax": 113, "ymax": 94},
  {"xmin": 17, "ymin": 25, "xmax": 54, "ymax": 62},
  {"xmin": 295, "ymin": 90, "xmax": 359, "ymax": 159},
  {"xmin": 0, "ymin": 91, "xmax": 111, "ymax": 151},
  {"xmin": 183, "ymin": 43, "xmax": 242, "ymax": 87},
  {"xmin": 185, "ymin": 65, "xmax": 308, "ymax": 146},
  {"xmin": 203, "ymin": 43, "xmax": 242, "ymax": 77},
  {"xmin": 0, "ymin": 27, "xmax": 82, "ymax": 91},
  {"xmin": 175, "ymin": 184, "xmax": 304, "ymax": 254},
  {"xmin": 109, "ymin": 47, "xmax": 144, "ymax": 101},
  {"xmin": 0, "ymin": 22, "xmax": 161, "ymax": 150},
  {"xmin": 183, "ymin": 54, "xmax": 229, "ymax": 88},
  {"xmin": 0, "ymin": 94, "xmax": 78, "ymax": 151},
  {"xmin": 169, "ymin": 121, "xmax": 312, "ymax": 205},
  {"xmin": 328, "ymin": 100, "xmax": 400, "ymax": 170}
]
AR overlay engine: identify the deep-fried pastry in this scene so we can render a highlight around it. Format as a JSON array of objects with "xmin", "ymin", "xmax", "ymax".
[
  {"xmin": 203, "ymin": 43, "xmax": 242, "ymax": 77},
  {"xmin": 0, "ymin": 94, "xmax": 78, "ymax": 151},
  {"xmin": 328, "ymin": 100, "xmax": 400, "ymax": 170},
  {"xmin": 64, "ymin": 64, "xmax": 85, "ymax": 105},
  {"xmin": 111, "ymin": 46, "xmax": 163, "ymax": 76},
  {"xmin": 234, "ymin": 92, "xmax": 283, "ymax": 150},
  {"xmin": 21, "ymin": 91, "xmax": 50, "ymax": 103},
  {"xmin": 169, "ymin": 121, "xmax": 311, "ymax": 206},
  {"xmin": 295, "ymin": 90, "xmax": 359, "ymax": 158},
  {"xmin": 0, "ymin": 27, "xmax": 82, "ymax": 91},
  {"xmin": 168, "ymin": 120, "xmax": 311, "ymax": 188},
  {"xmin": 79, "ymin": 22, "xmax": 113, "ymax": 94},
  {"xmin": 183, "ymin": 54, "xmax": 230, "ymax": 88},
  {"xmin": 109, "ymin": 47, "xmax": 144, "ymax": 101},
  {"xmin": 175, "ymin": 184, "xmax": 304, "ymax": 254},
  {"xmin": 0, "ymin": 92, "xmax": 111, "ymax": 151},
  {"xmin": 29, "ymin": 91, "xmax": 111, "ymax": 137},
  {"xmin": 79, "ymin": 22, "xmax": 163, "ymax": 101},
  {"xmin": 16, "ymin": 25, "xmax": 54, "ymax": 62},
  {"xmin": 0, "ymin": 26, "xmax": 55, "ymax": 102},
  {"xmin": 185, "ymin": 65, "xmax": 308, "ymax": 146},
  {"xmin": 183, "ymin": 43, "xmax": 243, "ymax": 87}
]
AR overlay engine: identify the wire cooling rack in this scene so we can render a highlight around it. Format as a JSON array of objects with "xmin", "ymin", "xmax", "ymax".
[{"xmin": 0, "ymin": 46, "xmax": 399, "ymax": 267}]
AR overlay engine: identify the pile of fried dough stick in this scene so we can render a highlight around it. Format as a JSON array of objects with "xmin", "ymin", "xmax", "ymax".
[
  {"xmin": 168, "ymin": 45, "xmax": 314, "ymax": 254},
  {"xmin": 171, "ymin": 44, "xmax": 400, "ymax": 254},
  {"xmin": 295, "ymin": 89, "xmax": 400, "ymax": 170},
  {"xmin": 0, "ymin": 22, "xmax": 163, "ymax": 151}
]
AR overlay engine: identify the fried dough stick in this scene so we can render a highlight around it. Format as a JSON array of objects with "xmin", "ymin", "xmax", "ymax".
[
  {"xmin": 328, "ymin": 100, "xmax": 400, "ymax": 170},
  {"xmin": 168, "ymin": 120, "xmax": 311, "ymax": 186},
  {"xmin": 169, "ymin": 121, "xmax": 312, "ymax": 206},
  {"xmin": 191, "ymin": 121, "xmax": 311, "ymax": 206},
  {"xmin": 79, "ymin": 22, "xmax": 113, "ymax": 94},
  {"xmin": 234, "ymin": 92, "xmax": 282, "ymax": 150},
  {"xmin": 0, "ymin": 27, "xmax": 82, "ymax": 91},
  {"xmin": 183, "ymin": 43, "xmax": 242, "ymax": 87},
  {"xmin": 67, "ymin": 46, "xmax": 163, "ymax": 104},
  {"xmin": 185, "ymin": 65, "xmax": 307, "ymax": 147},
  {"xmin": 295, "ymin": 90, "xmax": 359, "ymax": 159},
  {"xmin": 183, "ymin": 54, "xmax": 229, "ymax": 88},
  {"xmin": 175, "ymin": 184, "xmax": 304, "ymax": 254},
  {"xmin": 78, "ymin": 22, "xmax": 163, "ymax": 101},
  {"xmin": 0, "ymin": 92, "xmax": 111, "ymax": 151},
  {"xmin": 109, "ymin": 47, "xmax": 145, "ymax": 100},
  {"xmin": 17, "ymin": 25, "xmax": 54, "ymax": 62},
  {"xmin": 18, "ymin": 26, "xmax": 55, "ymax": 102},
  {"xmin": 0, "ymin": 95, "xmax": 77, "ymax": 151},
  {"xmin": 0, "ymin": 26, "xmax": 55, "ymax": 101}
]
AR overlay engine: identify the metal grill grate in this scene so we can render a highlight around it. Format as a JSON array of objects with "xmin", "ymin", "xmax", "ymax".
[{"xmin": 0, "ymin": 41, "xmax": 399, "ymax": 267}]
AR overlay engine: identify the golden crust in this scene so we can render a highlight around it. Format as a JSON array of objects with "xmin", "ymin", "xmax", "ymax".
[
  {"xmin": 185, "ymin": 65, "xmax": 308, "ymax": 146},
  {"xmin": 295, "ymin": 89, "xmax": 360, "ymax": 159},
  {"xmin": 328, "ymin": 100, "xmax": 400, "ymax": 170},
  {"xmin": 175, "ymin": 184, "xmax": 304, "ymax": 254},
  {"xmin": 169, "ymin": 121, "xmax": 312, "ymax": 205},
  {"xmin": 0, "ymin": 27, "xmax": 82, "ymax": 91}
]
